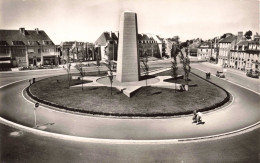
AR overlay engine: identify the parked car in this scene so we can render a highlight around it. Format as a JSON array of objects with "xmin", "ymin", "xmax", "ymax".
[
  {"xmin": 246, "ymin": 70, "xmax": 259, "ymax": 78},
  {"xmin": 216, "ymin": 71, "xmax": 225, "ymax": 78}
]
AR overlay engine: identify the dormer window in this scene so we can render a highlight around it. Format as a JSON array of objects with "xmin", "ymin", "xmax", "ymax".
[
  {"xmin": 43, "ymin": 40, "xmax": 53, "ymax": 45},
  {"xmin": 12, "ymin": 41, "xmax": 25, "ymax": 45},
  {"xmin": 28, "ymin": 41, "xmax": 39, "ymax": 45},
  {"xmin": 0, "ymin": 41, "xmax": 8, "ymax": 45}
]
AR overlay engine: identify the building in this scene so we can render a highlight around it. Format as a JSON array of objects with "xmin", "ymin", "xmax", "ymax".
[
  {"xmin": 218, "ymin": 34, "xmax": 238, "ymax": 67},
  {"xmin": 95, "ymin": 31, "xmax": 118, "ymax": 61},
  {"xmin": 60, "ymin": 41, "xmax": 95, "ymax": 63},
  {"xmin": 187, "ymin": 39, "xmax": 202, "ymax": 58},
  {"xmin": 230, "ymin": 37, "xmax": 260, "ymax": 71},
  {"xmin": 138, "ymin": 33, "xmax": 162, "ymax": 58},
  {"xmin": 0, "ymin": 28, "xmax": 58, "ymax": 68},
  {"xmin": 197, "ymin": 41, "xmax": 216, "ymax": 61},
  {"xmin": 95, "ymin": 32, "xmax": 164, "ymax": 61},
  {"xmin": 163, "ymin": 38, "xmax": 177, "ymax": 58}
]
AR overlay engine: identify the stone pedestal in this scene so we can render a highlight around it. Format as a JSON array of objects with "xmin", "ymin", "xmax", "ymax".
[{"xmin": 116, "ymin": 11, "xmax": 140, "ymax": 82}]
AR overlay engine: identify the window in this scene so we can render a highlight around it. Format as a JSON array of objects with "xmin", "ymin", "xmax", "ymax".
[
  {"xmin": 0, "ymin": 41, "xmax": 8, "ymax": 45},
  {"xmin": 12, "ymin": 41, "xmax": 25, "ymax": 45},
  {"xmin": 28, "ymin": 41, "xmax": 39, "ymax": 45}
]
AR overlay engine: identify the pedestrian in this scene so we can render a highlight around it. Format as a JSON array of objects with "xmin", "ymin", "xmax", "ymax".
[
  {"xmin": 196, "ymin": 112, "xmax": 202, "ymax": 124},
  {"xmin": 192, "ymin": 110, "xmax": 197, "ymax": 123}
]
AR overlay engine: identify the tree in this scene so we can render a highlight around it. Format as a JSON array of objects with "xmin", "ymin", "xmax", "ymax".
[
  {"xmin": 104, "ymin": 60, "xmax": 114, "ymax": 96},
  {"xmin": 220, "ymin": 34, "xmax": 227, "ymax": 39},
  {"xmin": 179, "ymin": 52, "xmax": 191, "ymax": 86},
  {"xmin": 65, "ymin": 61, "xmax": 71, "ymax": 88},
  {"xmin": 141, "ymin": 51, "xmax": 149, "ymax": 87},
  {"xmin": 171, "ymin": 61, "xmax": 178, "ymax": 93},
  {"xmin": 75, "ymin": 62, "xmax": 86, "ymax": 91},
  {"xmin": 171, "ymin": 43, "xmax": 179, "ymax": 92},
  {"xmin": 244, "ymin": 30, "xmax": 253, "ymax": 40}
]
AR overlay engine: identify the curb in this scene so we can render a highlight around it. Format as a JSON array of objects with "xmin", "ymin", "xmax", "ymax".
[
  {"xmin": 1, "ymin": 115, "xmax": 259, "ymax": 144},
  {"xmin": 26, "ymin": 71, "xmax": 230, "ymax": 117}
]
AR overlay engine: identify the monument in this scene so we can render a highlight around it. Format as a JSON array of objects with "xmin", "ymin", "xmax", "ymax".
[{"xmin": 116, "ymin": 11, "xmax": 140, "ymax": 82}]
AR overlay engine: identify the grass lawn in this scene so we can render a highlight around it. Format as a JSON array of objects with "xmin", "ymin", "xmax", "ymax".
[{"xmin": 29, "ymin": 69, "xmax": 228, "ymax": 116}]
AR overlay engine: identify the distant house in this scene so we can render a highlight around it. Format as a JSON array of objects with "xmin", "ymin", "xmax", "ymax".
[
  {"xmin": 95, "ymin": 32, "xmax": 164, "ymax": 61},
  {"xmin": 60, "ymin": 41, "xmax": 95, "ymax": 63},
  {"xmin": 197, "ymin": 41, "xmax": 216, "ymax": 61},
  {"xmin": 230, "ymin": 36, "xmax": 260, "ymax": 71},
  {"xmin": 0, "ymin": 28, "xmax": 58, "ymax": 68},
  {"xmin": 163, "ymin": 38, "xmax": 178, "ymax": 58},
  {"xmin": 218, "ymin": 34, "xmax": 238, "ymax": 67},
  {"xmin": 138, "ymin": 33, "xmax": 162, "ymax": 58},
  {"xmin": 188, "ymin": 41, "xmax": 201, "ymax": 57},
  {"xmin": 95, "ymin": 31, "xmax": 118, "ymax": 61}
]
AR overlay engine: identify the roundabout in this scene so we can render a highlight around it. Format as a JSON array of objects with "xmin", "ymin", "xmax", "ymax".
[{"xmin": 0, "ymin": 67, "xmax": 259, "ymax": 141}]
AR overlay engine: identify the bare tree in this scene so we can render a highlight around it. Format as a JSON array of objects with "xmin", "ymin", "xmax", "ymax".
[
  {"xmin": 179, "ymin": 51, "xmax": 191, "ymax": 86},
  {"xmin": 75, "ymin": 62, "xmax": 86, "ymax": 91},
  {"xmin": 104, "ymin": 60, "xmax": 114, "ymax": 96},
  {"xmin": 141, "ymin": 51, "xmax": 149, "ymax": 87},
  {"xmin": 171, "ymin": 61, "xmax": 178, "ymax": 92},
  {"xmin": 65, "ymin": 62, "xmax": 71, "ymax": 88}
]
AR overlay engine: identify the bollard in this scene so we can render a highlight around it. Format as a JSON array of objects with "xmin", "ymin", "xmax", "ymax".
[{"xmin": 32, "ymin": 78, "xmax": 36, "ymax": 83}]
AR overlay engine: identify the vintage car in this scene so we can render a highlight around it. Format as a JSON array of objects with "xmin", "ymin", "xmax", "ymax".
[
  {"xmin": 246, "ymin": 70, "xmax": 259, "ymax": 78},
  {"xmin": 216, "ymin": 71, "xmax": 225, "ymax": 78}
]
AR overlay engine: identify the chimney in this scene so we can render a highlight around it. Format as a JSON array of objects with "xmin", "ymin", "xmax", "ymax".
[
  {"xmin": 19, "ymin": 28, "xmax": 25, "ymax": 35},
  {"xmin": 35, "ymin": 28, "xmax": 39, "ymax": 34},
  {"xmin": 237, "ymin": 31, "xmax": 243, "ymax": 42},
  {"xmin": 110, "ymin": 31, "xmax": 113, "ymax": 39}
]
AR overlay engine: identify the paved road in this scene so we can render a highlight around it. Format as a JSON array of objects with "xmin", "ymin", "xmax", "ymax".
[
  {"xmin": 0, "ymin": 62, "xmax": 259, "ymax": 162},
  {"xmin": 192, "ymin": 62, "xmax": 259, "ymax": 93},
  {"xmin": 1, "ymin": 122, "xmax": 259, "ymax": 162},
  {"xmin": 0, "ymin": 63, "xmax": 259, "ymax": 140}
]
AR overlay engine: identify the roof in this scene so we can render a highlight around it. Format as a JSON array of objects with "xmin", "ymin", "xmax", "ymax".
[
  {"xmin": 95, "ymin": 32, "xmax": 118, "ymax": 46},
  {"xmin": 190, "ymin": 48, "xmax": 197, "ymax": 53},
  {"xmin": 219, "ymin": 35, "xmax": 237, "ymax": 43},
  {"xmin": 199, "ymin": 41, "xmax": 211, "ymax": 47},
  {"xmin": 0, "ymin": 29, "xmax": 53, "ymax": 46},
  {"xmin": 248, "ymin": 40, "xmax": 260, "ymax": 45},
  {"xmin": 236, "ymin": 40, "xmax": 249, "ymax": 46}
]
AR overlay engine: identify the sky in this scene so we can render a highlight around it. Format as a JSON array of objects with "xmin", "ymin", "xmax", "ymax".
[{"xmin": 0, "ymin": 0, "xmax": 259, "ymax": 44}]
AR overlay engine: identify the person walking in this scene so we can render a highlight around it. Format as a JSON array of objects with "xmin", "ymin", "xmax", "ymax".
[{"xmin": 196, "ymin": 112, "xmax": 202, "ymax": 124}]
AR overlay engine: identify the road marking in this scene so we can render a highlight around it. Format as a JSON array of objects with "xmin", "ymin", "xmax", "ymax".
[{"xmin": 0, "ymin": 79, "xmax": 29, "ymax": 89}]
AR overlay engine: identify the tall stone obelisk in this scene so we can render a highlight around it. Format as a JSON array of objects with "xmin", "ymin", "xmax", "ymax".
[{"xmin": 116, "ymin": 11, "xmax": 140, "ymax": 82}]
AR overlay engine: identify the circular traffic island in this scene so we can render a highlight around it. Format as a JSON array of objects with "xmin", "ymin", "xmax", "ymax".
[{"xmin": 28, "ymin": 69, "xmax": 230, "ymax": 117}]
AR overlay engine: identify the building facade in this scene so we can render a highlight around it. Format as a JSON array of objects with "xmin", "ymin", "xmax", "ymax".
[
  {"xmin": 197, "ymin": 41, "xmax": 216, "ymax": 61},
  {"xmin": 230, "ymin": 39, "xmax": 260, "ymax": 71},
  {"xmin": 218, "ymin": 35, "xmax": 238, "ymax": 67},
  {"xmin": 138, "ymin": 34, "xmax": 162, "ymax": 58},
  {"xmin": 60, "ymin": 41, "xmax": 95, "ymax": 63},
  {"xmin": 95, "ymin": 32, "xmax": 164, "ymax": 61},
  {"xmin": 95, "ymin": 32, "xmax": 118, "ymax": 61},
  {"xmin": 0, "ymin": 28, "xmax": 58, "ymax": 68}
]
